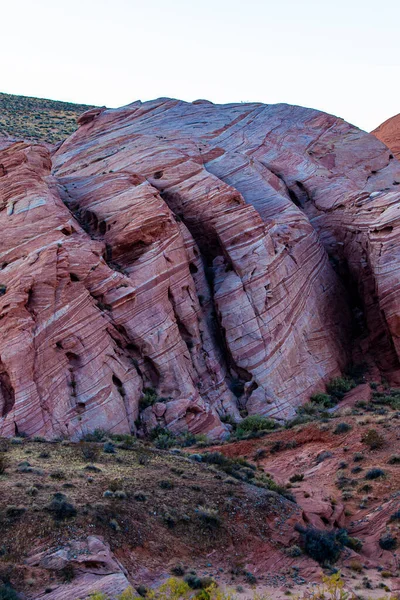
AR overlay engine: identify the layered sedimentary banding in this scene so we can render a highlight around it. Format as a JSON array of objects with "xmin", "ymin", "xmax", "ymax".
[
  {"xmin": 372, "ymin": 113, "xmax": 400, "ymax": 161},
  {"xmin": 1, "ymin": 99, "xmax": 400, "ymax": 439}
]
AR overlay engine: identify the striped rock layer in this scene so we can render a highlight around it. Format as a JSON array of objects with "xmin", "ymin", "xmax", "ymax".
[
  {"xmin": 1, "ymin": 99, "xmax": 400, "ymax": 439},
  {"xmin": 372, "ymin": 113, "xmax": 400, "ymax": 161}
]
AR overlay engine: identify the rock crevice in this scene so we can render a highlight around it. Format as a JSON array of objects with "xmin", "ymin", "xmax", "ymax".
[{"xmin": 1, "ymin": 100, "xmax": 400, "ymax": 438}]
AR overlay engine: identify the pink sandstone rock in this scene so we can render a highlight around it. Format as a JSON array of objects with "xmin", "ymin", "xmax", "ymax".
[
  {"xmin": 27, "ymin": 536, "xmax": 131, "ymax": 600},
  {"xmin": 372, "ymin": 113, "xmax": 400, "ymax": 161},
  {"xmin": 1, "ymin": 99, "xmax": 400, "ymax": 439}
]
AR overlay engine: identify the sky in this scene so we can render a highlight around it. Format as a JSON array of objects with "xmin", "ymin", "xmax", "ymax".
[{"xmin": 2, "ymin": 0, "xmax": 400, "ymax": 132}]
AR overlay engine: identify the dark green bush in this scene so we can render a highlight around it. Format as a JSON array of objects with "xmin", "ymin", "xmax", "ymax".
[
  {"xmin": 310, "ymin": 393, "xmax": 334, "ymax": 408},
  {"xmin": 171, "ymin": 564, "xmax": 186, "ymax": 576},
  {"xmin": 365, "ymin": 468, "xmax": 385, "ymax": 480},
  {"xmin": 139, "ymin": 388, "xmax": 159, "ymax": 410},
  {"xmin": 236, "ymin": 415, "xmax": 275, "ymax": 437},
  {"xmin": 159, "ymin": 479, "xmax": 174, "ymax": 490},
  {"xmin": 326, "ymin": 377, "xmax": 355, "ymax": 400},
  {"xmin": 316, "ymin": 451, "xmax": 333, "ymax": 463},
  {"xmin": 297, "ymin": 526, "xmax": 347, "ymax": 564},
  {"xmin": 353, "ymin": 452, "xmax": 364, "ymax": 462},
  {"xmin": 388, "ymin": 454, "xmax": 400, "ymax": 464},
  {"xmin": 345, "ymin": 536, "xmax": 363, "ymax": 552},
  {"xmin": 82, "ymin": 429, "xmax": 108, "ymax": 442},
  {"xmin": 196, "ymin": 506, "xmax": 221, "ymax": 527},
  {"xmin": 389, "ymin": 510, "xmax": 400, "ymax": 522},
  {"xmin": 379, "ymin": 533, "xmax": 397, "ymax": 550},
  {"xmin": 351, "ymin": 466, "xmax": 363, "ymax": 474},
  {"xmin": 82, "ymin": 429, "xmax": 107, "ymax": 442},
  {"xmin": 50, "ymin": 470, "xmax": 66, "ymax": 480},
  {"xmin": 244, "ymin": 572, "xmax": 257, "ymax": 585},
  {"xmin": 184, "ymin": 574, "xmax": 214, "ymax": 590},
  {"xmin": 103, "ymin": 441, "xmax": 115, "ymax": 454},
  {"xmin": 372, "ymin": 389, "xmax": 400, "ymax": 410},
  {"xmin": 0, "ymin": 585, "xmax": 20, "ymax": 600},
  {"xmin": 285, "ymin": 544, "xmax": 303, "ymax": 557},
  {"xmin": 334, "ymin": 423, "xmax": 352, "ymax": 435},
  {"xmin": 150, "ymin": 426, "xmax": 176, "ymax": 449},
  {"xmin": 46, "ymin": 493, "xmax": 77, "ymax": 520},
  {"xmin": 5, "ymin": 506, "xmax": 26, "ymax": 519}
]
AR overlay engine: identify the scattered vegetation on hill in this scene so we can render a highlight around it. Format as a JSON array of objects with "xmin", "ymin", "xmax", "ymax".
[{"xmin": 0, "ymin": 92, "xmax": 96, "ymax": 144}]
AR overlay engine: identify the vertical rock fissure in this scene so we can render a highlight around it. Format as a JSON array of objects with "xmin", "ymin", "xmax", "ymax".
[
  {"xmin": 270, "ymin": 168, "xmax": 400, "ymax": 372},
  {"xmin": 0, "ymin": 360, "xmax": 15, "ymax": 417},
  {"xmin": 159, "ymin": 190, "xmax": 252, "ymax": 403}
]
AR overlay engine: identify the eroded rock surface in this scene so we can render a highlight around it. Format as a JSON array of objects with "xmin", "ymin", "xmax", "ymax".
[
  {"xmin": 372, "ymin": 113, "xmax": 400, "ymax": 161},
  {"xmin": 27, "ymin": 536, "xmax": 130, "ymax": 600},
  {"xmin": 1, "ymin": 100, "xmax": 400, "ymax": 438}
]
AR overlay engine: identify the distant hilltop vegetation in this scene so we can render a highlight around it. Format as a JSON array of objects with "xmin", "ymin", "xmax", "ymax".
[{"xmin": 0, "ymin": 92, "xmax": 96, "ymax": 144}]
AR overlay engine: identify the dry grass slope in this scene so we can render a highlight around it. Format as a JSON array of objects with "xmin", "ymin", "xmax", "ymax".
[{"xmin": 0, "ymin": 92, "xmax": 96, "ymax": 144}]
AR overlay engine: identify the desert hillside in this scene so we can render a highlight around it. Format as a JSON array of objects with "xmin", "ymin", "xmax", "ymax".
[{"xmin": 0, "ymin": 92, "xmax": 95, "ymax": 145}]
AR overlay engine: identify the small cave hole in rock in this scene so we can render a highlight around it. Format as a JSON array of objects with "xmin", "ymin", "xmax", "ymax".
[
  {"xmin": 153, "ymin": 170, "xmax": 163, "ymax": 180},
  {"xmin": 60, "ymin": 227, "xmax": 72, "ymax": 236},
  {"xmin": 288, "ymin": 188, "xmax": 302, "ymax": 208},
  {"xmin": 70, "ymin": 273, "xmax": 80, "ymax": 282},
  {"xmin": 76, "ymin": 402, "xmax": 86, "ymax": 414},
  {"xmin": 66, "ymin": 352, "xmax": 81, "ymax": 368}
]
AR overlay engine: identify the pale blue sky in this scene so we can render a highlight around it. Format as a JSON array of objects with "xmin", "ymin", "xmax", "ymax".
[{"xmin": 2, "ymin": 0, "xmax": 399, "ymax": 131}]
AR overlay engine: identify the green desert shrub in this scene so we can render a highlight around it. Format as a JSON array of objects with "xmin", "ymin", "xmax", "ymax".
[
  {"xmin": 139, "ymin": 388, "xmax": 159, "ymax": 410},
  {"xmin": 103, "ymin": 441, "xmax": 116, "ymax": 454},
  {"xmin": 372, "ymin": 389, "xmax": 400, "ymax": 410},
  {"xmin": 389, "ymin": 510, "xmax": 400, "ymax": 522},
  {"xmin": 379, "ymin": 532, "xmax": 397, "ymax": 550},
  {"xmin": 235, "ymin": 415, "xmax": 275, "ymax": 437},
  {"xmin": 0, "ymin": 584, "xmax": 20, "ymax": 600},
  {"xmin": 46, "ymin": 493, "xmax": 77, "ymax": 520},
  {"xmin": 362, "ymin": 429, "xmax": 384, "ymax": 450},
  {"xmin": 285, "ymin": 544, "xmax": 302, "ymax": 557},
  {"xmin": 310, "ymin": 393, "xmax": 335, "ymax": 408},
  {"xmin": 365, "ymin": 468, "xmax": 386, "ymax": 480},
  {"xmin": 326, "ymin": 377, "xmax": 355, "ymax": 400},
  {"xmin": 353, "ymin": 452, "xmax": 364, "ymax": 462},
  {"xmin": 82, "ymin": 429, "xmax": 108, "ymax": 442},
  {"xmin": 334, "ymin": 422, "xmax": 352, "ymax": 435},
  {"xmin": 196, "ymin": 506, "xmax": 221, "ymax": 528},
  {"xmin": 388, "ymin": 454, "xmax": 400, "ymax": 464},
  {"xmin": 296, "ymin": 526, "xmax": 347, "ymax": 564}
]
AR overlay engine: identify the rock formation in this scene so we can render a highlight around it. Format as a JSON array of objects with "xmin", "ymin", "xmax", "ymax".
[
  {"xmin": 1, "ymin": 100, "xmax": 400, "ymax": 439},
  {"xmin": 372, "ymin": 113, "xmax": 400, "ymax": 160},
  {"xmin": 26, "ymin": 536, "xmax": 130, "ymax": 600}
]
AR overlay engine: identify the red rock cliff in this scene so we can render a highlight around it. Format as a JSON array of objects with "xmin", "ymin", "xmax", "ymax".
[
  {"xmin": 372, "ymin": 113, "xmax": 400, "ymax": 161},
  {"xmin": 1, "ymin": 100, "xmax": 400, "ymax": 439}
]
